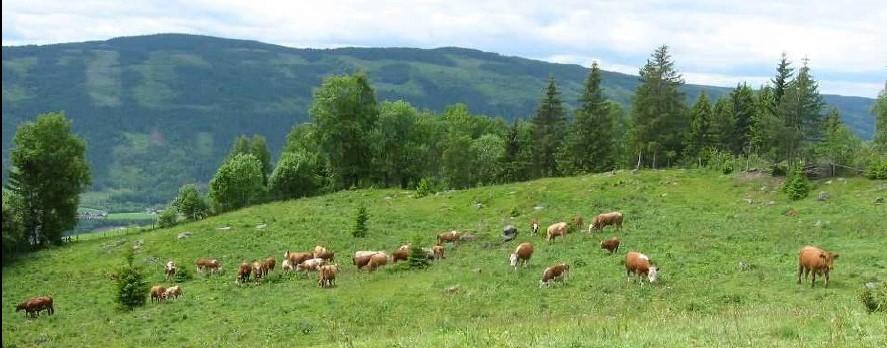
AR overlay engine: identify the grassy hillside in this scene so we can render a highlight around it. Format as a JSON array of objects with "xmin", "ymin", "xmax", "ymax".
[
  {"xmin": 3, "ymin": 170, "xmax": 886, "ymax": 347},
  {"xmin": 1, "ymin": 34, "xmax": 877, "ymax": 208}
]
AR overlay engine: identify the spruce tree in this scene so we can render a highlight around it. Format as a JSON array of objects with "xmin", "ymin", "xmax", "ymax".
[
  {"xmin": 684, "ymin": 91, "xmax": 714, "ymax": 163},
  {"xmin": 116, "ymin": 248, "xmax": 149, "ymax": 309},
  {"xmin": 750, "ymin": 86, "xmax": 785, "ymax": 161},
  {"xmin": 710, "ymin": 97, "xmax": 735, "ymax": 151},
  {"xmin": 352, "ymin": 205, "xmax": 368, "ymax": 238},
  {"xmin": 500, "ymin": 120, "xmax": 534, "ymax": 182},
  {"xmin": 772, "ymin": 53, "xmax": 794, "ymax": 105},
  {"xmin": 873, "ymin": 82, "xmax": 887, "ymax": 153},
  {"xmin": 818, "ymin": 108, "xmax": 860, "ymax": 176},
  {"xmin": 558, "ymin": 62, "xmax": 616, "ymax": 173},
  {"xmin": 629, "ymin": 45, "xmax": 688, "ymax": 168},
  {"xmin": 408, "ymin": 238, "xmax": 430, "ymax": 269},
  {"xmin": 730, "ymin": 83, "xmax": 756, "ymax": 154},
  {"xmin": 778, "ymin": 57, "xmax": 825, "ymax": 164},
  {"xmin": 531, "ymin": 77, "xmax": 567, "ymax": 176}
]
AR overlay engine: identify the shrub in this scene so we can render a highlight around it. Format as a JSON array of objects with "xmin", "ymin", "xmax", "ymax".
[
  {"xmin": 864, "ymin": 158, "xmax": 887, "ymax": 180},
  {"xmin": 352, "ymin": 205, "xmax": 368, "ymax": 238},
  {"xmin": 415, "ymin": 178, "xmax": 433, "ymax": 198},
  {"xmin": 172, "ymin": 184, "xmax": 209, "ymax": 221},
  {"xmin": 116, "ymin": 248, "xmax": 149, "ymax": 309},
  {"xmin": 859, "ymin": 282, "xmax": 887, "ymax": 313},
  {"xmin": 158, "ymin": 208, "xmax": 178, "ymax": 228},
  {"xmin": 783, "ymin": 168, "xmax": 810, "ymax": 200},
  {"xmin": 174, "ymin": 266, "xmax": 192, "ymax": 283},
  {"xmin": 408, "ymin": 238, "xmax": 430, "ymax": 270}
]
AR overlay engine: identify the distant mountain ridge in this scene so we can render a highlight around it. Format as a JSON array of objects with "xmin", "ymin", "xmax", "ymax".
[{"xmin": 1, "ymin": 34, "xmax": 876, "ymax": 207}]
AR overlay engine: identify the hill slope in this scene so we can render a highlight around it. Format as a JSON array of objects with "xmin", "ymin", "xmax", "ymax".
[
  {"xmin": 3, "ymin": 170, "xmax": 886, "ymax": 346},
  {"xmin": 1, "ymin": 34, "xmax": 877, "ymax": 207}
]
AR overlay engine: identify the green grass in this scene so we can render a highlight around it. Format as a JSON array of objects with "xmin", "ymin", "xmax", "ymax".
[
  {"xmin": 3, "ymin": 170, "xmax": 887, "ymax": 347},
  {"xmin": 105, "ymin": 212, "xmax": 154, "ymax": 221}
]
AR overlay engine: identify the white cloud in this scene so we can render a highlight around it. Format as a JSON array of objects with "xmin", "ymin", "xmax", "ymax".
[{"xmin": 2, "ymin": 0, "xmax": 885, "ymax": 97}]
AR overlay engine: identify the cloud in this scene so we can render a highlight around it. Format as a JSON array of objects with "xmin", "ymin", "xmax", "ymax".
[{"xmin": 2, "ymin": 0, "xmax": 885, "ymax": 97}]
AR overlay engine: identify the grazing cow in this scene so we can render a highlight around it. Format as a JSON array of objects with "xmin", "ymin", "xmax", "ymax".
[
  {"xmin": 163, "ymin": 286, "xmax": 182, "ymax": 300},
  {"xmin": 164, "ymin": 261, "xmax": 177, "ymax": 280},
  {"xmin": 437, "ymin": 231, "xmax": 462, "ymax": 245},
  {"xmin": 313, "ymin": 246, "xmax": 328, "ymax": 259},
  {"xmin": 540, "ymin": 263, "xmax": 570, "ymax": 287},
  {"xmin": 367, "ymin": 253, "xmax": 389, "ymax": 272},
  {"xmin": 150, "ymin": 286, "xmax": 167, "ymax": 303},
  {"xmin": 15, "ymin": 296, "xmax": 54, "ymax": 317},
  {"xmin": 571, "ymin": 215, "xmax": 584, "ymax": 232},
  {"xmin": 510, "ymin": 242, "xmax": 534, "ymax": 269},
  {"xmin": 263, "ymin": 256, "xmax": 276, "ymax": 275},
  {"xmin": 297, "ymin": 258, "xmax": 326, "ymax": 272},
  {"xmin": 392, "ymin": 245, "xmax": 411, "ymax": 263},
  {"xmin": 284, "ymin": 251, "xmax": 313, "ymax": 266},
  {"xmin": 432, "ymin": 244, "xmax": 445, "ymax": 260},
  {"xmin": 318, "ymin": 264, "xmax": 338, "ymax": 288},
  {"xmin": 625, "ymin": 251, "xmax": 658, "ymax": 283},
  {"xmin": 546, "ymin": 222, "xmax": 569, "ymax": 241},
  {"xmin": 530, "ymin": 219, "xmax": 541, "ymax": 236},
  {"xmin": 600, "ymin": 237, "xmax": 621, "ymax": 254},
  {"xmin": 196, "ymin": 258, "xmax": 222, "ymax": 275},
  {"xmin": 352, "ymin": 251, "xmax": 383, "ymax": 269},
  {"xmin": 590, "ymin": 212, "xmax": 624, "ymax": 232},
  {"xmin": 282, "ymin": 259, "xmax": 295, "ymax": 272},
  {"xmin": 315, "ymin": 250, "xmax": 335, "ymax": 261},
  {"xmin": 237, "ymin": 262, "xmax": 252, "ymax": 283},
  {"xmin": 798, "ymin": 245, "xmax": 839, "ymax": 288}
]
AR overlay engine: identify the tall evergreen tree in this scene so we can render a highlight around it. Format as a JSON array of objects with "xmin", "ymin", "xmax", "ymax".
[
  {"xmin": 629, "ymin": 45, "xmax": 688, "ymax": 168},
  {"xmin": 710, "ymin": 97, "xmax": 735, "ymax": 151},
  {"xmin": 874, "ymin": 82, "xmax": 887, "ymax": 153},
  {"xmin": 750, "ymin": 86, "xmax": 785, "ymax": 161},
  {"xmin": 730, "ymin": 83, "xmax": 757, "ymax": 154},
  {"xmin": 778, "ymin": 57, "xmax": 825, "ymax": 164},
  {"xmin": 818, "ymin": 108, "xmax": 860, "ymax": 176},
  {"xmin": 531, "ymin": 76, "xmax": 567, "ymax": 176},
  {"xmin": 772, "ymin": 53, "xmax": 794, "ymax": 105},
  {"xmin": 558, "ymin": 62, "xmax": 616, "ymax": 173},
  {"xmin": 499, "ymin": 120, "xmax": 534, "ymax": 182},
  {"xmin": 684, "ymin": 91, "xmax": 714, "ymax": 163},
  {"xmin": 6, "ymin": 112, "xmax": 91, "ymax": 247}
]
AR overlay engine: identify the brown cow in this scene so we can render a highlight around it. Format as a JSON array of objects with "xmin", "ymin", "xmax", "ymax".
[
  {"xmin": 590, "ymin": 212, "xmax": 624, "ymax": 232},
  {"xmin": 530, "ymin": 219, "xmax": 541, "ymax": 236},
  {"xmin": 318, "ymin": 264, "xmax": 338, "ymax": 288},
  {"xmin": 196, "ymin": 258, "xmax": 222, "ymax": 275},
  {"xmin": 571, "ymin": 215, "xmax": 584, "ymax": 232},
  {"xmin": 150, "ymin": 285, "xmax": 167, "ymax": 303},
  {"xmin": 540, "ymin": 263, "xmax": 570, "ymax": 287},
  {"xmin": 163, "ymin": 286, "xmax": 182, "ymax": 300},
  {"xmin": 285, "ymin": 251, "xmax": 313, "ymax": 266},
  {"xmin": 432, "ymin": 244, "xmax": 445, "ymax": 260},
  {"xmin": 237, "ymin": 262, "xmax": 252, "ymax": 283},
  {"xmin": 798, "ymin": 245, "xmax": 839, "ymax": 288},
  {"xmin": 392, "ymin": 244, "xmax": 411, "ymax": 263},
  {"xmin": 313, "ymin": 246, "xmax": 328, "ymax": 258},
  {"xmin": 437, "ymin": 231, "xmax": 462, "ymax": 245},
  {"xmin": 600, "ymin": 237, "xmax": 621, "ymax": 254},
  {"xmin": 15, "ymin": 296, "xmax": 54, "ymax": 317},
  {"xmin": 510, "ymin": 242, "xmax": 534, "ymax": 269},
  {"xmin": 546, "ymin": 222, "xmax": 569, "ymax": 241},
  {"xmin": 263, "ymin": 256, "xmax": 276, "ymax": 275},
  {"xmin": 164, "ymin": 261, "xmax": 177, "ymax": 280},
  {"xmin": 352, "ymin": 251, "xmax": 382, "ymax": 269},
  {"xmin": 625, "ymin": 251, "xmax": 658, "ymax": 282},
  {"xmin": 315, "ymin": 250, "xmax": 335, "ymax": 261},
  {"xmin": 367, "ymin": 252, "xmax": 389, "ymax": 272}
]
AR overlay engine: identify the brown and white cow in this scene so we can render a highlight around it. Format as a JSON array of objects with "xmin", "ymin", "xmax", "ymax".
[
  {"xmin": 797, "ymin": 245, "xmax": 839, "ymax": 288},
  {"xmin": 366, "ymin": 252, "xmax": 389, "ymax": 272},
  {"xmin": 285, "ymin": 251, "xmax": 313, "ymax": 266},
  {"xmin": 600, "ymin": 237, "xmax": 621, "ymax": 254},
  {"xmin": 282, "ymin": 259, "xmax": 295, "ymax": 272},
  {"xmin": 150, "ymin": 285, "xmax": 167, "ymax": 303},
  {"xmin": 163, "ymin": 286, "xmax": 182, "ymax": 300},
  {"xmin": 432, "ymin": 244, "xmax": 445, "ymax": 260},
  {"xmin": 352, "ymin": 251, "xmax": 380, "ymax": 269},
  {"xmin": 540, "ymin": 263, "xmax": 570, "ymax": 287},
  {"xmin": 546, "ymin": 222, "xmax": 569, "ymax": 241},
  {"xmin": 15, "ymin": 296, "xmax": 54, "ymax": 317},
  {"xmin": 297, "ymin": 258, "xmax": 326, "ymax": 272},
  {"xmin": 625, "ymin": 251, "xmax": 658, "ymax": 283},
  {"xmin": 196, "ymin": 258, "xmax": 222, "ymax": 275},
  {"xmin": 590, "ymin": 212, "xmax": 624, "ymax": 232},
  {"xmin": 437, "ymin": 231, "xmax": 462, "ymax": 245},
  {"xmin": 571, "ymin": 215, "xmax": 584, "ymax": 232},
  {"xmin": 392, "ymin": 244, "xmax": 411, "ymax": 263},
  {"xmin": 530, "ymin": 218, "xmax": 541, "ymax": 236},
  {"xmin": 313, "ymin": 246, "xmax": 328, "ymax": 258},
  {"xmin": 318, "ymin": 264, "xmax": 338, "ymax": 288},
  {"xmin": 237, "ymin": 262, "xmax": 252, "ymax": 283},
  {"xmin": 510, "ymin": 242, "xmax": 534, "ymax": 270},
  {"xmin": 164, "ymin": 261, "xmax": 177, "ymax": 280}
]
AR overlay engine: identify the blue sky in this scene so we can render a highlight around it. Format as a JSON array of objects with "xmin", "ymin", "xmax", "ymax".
[{"xmin": 3, "ymin": 0, "xmax": 885, "ymax": 97}]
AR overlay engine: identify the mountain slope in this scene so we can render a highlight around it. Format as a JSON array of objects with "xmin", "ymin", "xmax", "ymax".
[
  {"xmin": 1, "ymin": 34, "xmax": 877, "ymax": 207},
  {"xmin": 2, "ymin": 170, "xmax": 885, "ymax": 346}
]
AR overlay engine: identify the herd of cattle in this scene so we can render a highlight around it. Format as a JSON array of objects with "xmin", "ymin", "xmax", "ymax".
[{"xmin": 14, "ymin": 210, "xmax": 840, "ymax": 317}]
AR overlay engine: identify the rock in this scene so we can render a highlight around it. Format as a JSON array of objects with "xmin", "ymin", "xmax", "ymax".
[
  {"xmin": 825, "ymin": 180, "xmax": 833, "ymax": 185},
  {"xmin": 816, "ymin": 192, "xmax": 830, "ymax": 201},
  {"xmin": 474, "ymin": 203, "xmax": 484, "ymax": 209},
  {"xmin": 446, "ymin": 285, "xmax": 461, "ymax": 293},
  {"xmin": 176, "ymin": 232, "xmax": 192, "ymax": 240},
  {"xmin": 502, "ymin": 225, "xmax": 518, "ymax": 242},
  {"xmin": 534, "ymin": 205, "xmax": 544, "ymax": 211},
  {"xmin": 255, "ymin": 224, "xmax": 267, "ymax": 229},
  {"xmin": 660, "ymin": 193, "xmax": 668, "ymax": 197},
  {"xmin": 742, "ymin": 198, "xmax": 753, "ymax": 204},
  {"xmin": 473, "ymin": 268, "xmax": 482, "ymax": 273},
  {"xmin": 384, "ymin": 196, "xmax": 392, "ymax": 200},
  {"xmin": 874, "ymin": 197, "xmax": 885, "ymax": 204},
  {"xmin": 133, "ymin": 240, "xmax": 144, "ymax": 249},
  {"xmin": 217, "ymin": 226, "xmax": 231, "ymax": 230},
  {"xmin": 783, "ymin": 208, "xmax": 799, "ymax": 217},
  {"xmin": 865, "ymin": 282, "xmax": 878, "ymax": 289},
  {"xmin": 738, "ymin": 261, "xmax": 750, "ymax": 271},
  {"xmin": 767, "ymin": 201, "xmax": 776, "ymax": 206},
  {"xmin": 814, "ymin": 220, "xmax": 829, "ymax": 228}
]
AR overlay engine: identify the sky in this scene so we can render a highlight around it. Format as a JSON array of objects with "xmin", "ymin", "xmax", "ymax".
[{"xmin": 3, "ymin": 0, "xmax": 885, "ymax": 98}]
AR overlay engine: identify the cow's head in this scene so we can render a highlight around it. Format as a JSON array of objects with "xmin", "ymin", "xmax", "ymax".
[
  {"xmin": 15, "ymin": 302, "xmax": 26, "ymax": 312},
  {"xmin": 509, "ymin": 253, "xmax": 519, "ymax": 267},
  {"xmin": 820, "ymin": 252, "xmax": 839, "ymax": 270},
  {"xmin": 648, "ymin": 266, "xmax": 659, "ymax": 282}
]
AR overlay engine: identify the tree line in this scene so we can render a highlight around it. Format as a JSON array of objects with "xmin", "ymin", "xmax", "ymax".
[{"xmin": 4, "ymin": 45, "xmax": 886, "ymax": 263}]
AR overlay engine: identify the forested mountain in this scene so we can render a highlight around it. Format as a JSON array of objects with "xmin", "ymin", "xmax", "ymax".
[{"xmin": 1, "ymin": 34, "xmax": 876, "ymax": 207}]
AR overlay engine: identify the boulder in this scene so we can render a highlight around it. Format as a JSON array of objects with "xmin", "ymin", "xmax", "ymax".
[
  {"xmin": 176, "ymin": 232, "xmax": 192, "ymax": 240},
  {"xmin": 816, "ymin": 191, "xmax": 830, "ymax": 201}
]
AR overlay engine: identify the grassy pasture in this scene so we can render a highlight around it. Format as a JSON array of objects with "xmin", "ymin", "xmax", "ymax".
[{"xmin": 3, "ymin": 170, "xmax": 886, "ymax": 347}]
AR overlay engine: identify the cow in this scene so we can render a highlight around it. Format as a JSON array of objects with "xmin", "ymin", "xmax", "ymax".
[
  {"xmin": 392, "ymin": 244, "xmax": 411, "ymax": 263},
  {"xmin": 252, "ymin": 260, "xmax": 266, "ymax": 280},
  {"xmin": 625, "ymin": 251, "xmax": 658, "ymax": 283},
  {"xmin": 150, "ymin": 285, "xmax": 167, "ymax": 303},
  {"xmin": 315, "ymin": 250, "xmax": 335, "ymax": 261},
  {"xmin": 352, "ymin": 251, "xmax": 382, "ymax": 269},
  {"xmin": 237, "ymin": 261, "xmax": 252, "ymax": 283},
  {"xmin": 164, "ymin": 261, "xmax": 177, "ymax": 280},
  {"xmin": 263, "ymin": 256, "xmax": 276, "ymax": 275},
  {"xmin": 540, "ymin": 263, "xmax": 570, "ymax": 287},
  {"xmin": 437, "ymin": 231, "xmax": 462, "ymax": 245},
  {"xmin": 432, "ymin": 244, "xmax": 445, "ymax": 260},
  {"xmin": 318, "ymin": 264, "xmax": 338, "ymax": 288},
  {"xmin": 297, "ymin": 258, "xmax": 326, "ymax": 272},
  {"xmin": 196, "ymin": 258, "xmax": 222, "ymax": 275},
  {"xmin": 571, "ymin": 215, "xmax": 584, "ymax": 232},
  {"xmin": 313, "ymin": 246, "xmax": 328, "ymax": 258},
  {"xmin": 510, "ymin": 242, "xmax": 534, "ymax": 270},
  {"xmin": 15, "ymin": 296, "xmax": 54, "ymax": 317},
  {"xmin": 284, "ymin": 251, "xmax": 313, "ymax": 266},
  {"xmin": 367, "ymin": 252, "xmax": 389, "ymax": 272},
  {"xmin": 590, "ymin": 212, "xmax": 624, "ymax": 232},
  {"xmin": 600, "ymin": 237, "xmax": 621, "ymax": 254},
  {"xmin": 282, "ymin": 259, "xmax": 295, "ymax": 272},
  {"xmin": 163, "ymin": 286, "xmax": 182, "ymax": 300},
  {"xmin": 798, "ymin": 245, "xmax": 839, "ymax": 288},
  {"xmin": 546, "ymin": 222, "xmax": 569, "ymax": 241},
  {"xmin": 530, "ymin": 219, "xmax": 541, "ymax": 236}
]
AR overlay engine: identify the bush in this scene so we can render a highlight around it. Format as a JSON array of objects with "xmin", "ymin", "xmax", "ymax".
[
  {"xmin": 158, "ymin": 208, "xmax": 178, "ymax": 228},
  {"xmin": 174, "ymin": 266, "xmax": 192, "ymax": 283},
  {"xmin": 783, "ymin": 168, "xmax": 810, "ymax": 200},
  {"xmin": 415, "ymin": 177, "xmax": 433, "ymax": 198},
  {"xmin": 408, "ymin": 238, "xmax": 430, "ymax": 270},
  {"xmin": 702, "ymin": 148, "xmax": 735, "ymax": 174},
  {"xmin": 864, "ymin": 158, "xmax": 887, "ymax": 180},
  {"xmin": 352, "ymin": 205, "xmax": 368, "ymax": 238},
  {"xmin": 859, "ymin": 282, "xmax": 887, "ymax": 313},
  {"xmin": 172, "ymin": 184, "xmax": 209, "ymax": 221},
  {"xmin": 116, "ymin": 249, "xmax": 149, "ymax": 309}
]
